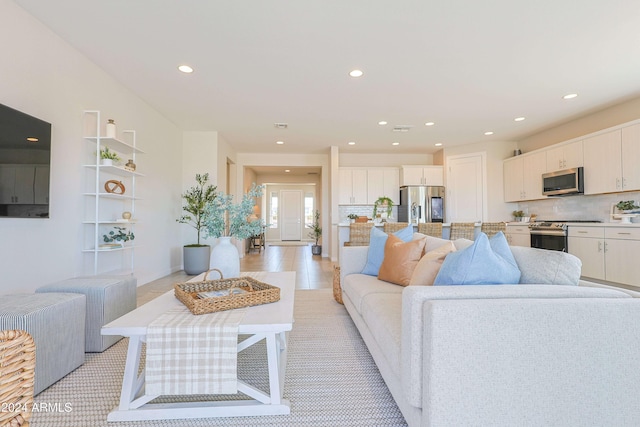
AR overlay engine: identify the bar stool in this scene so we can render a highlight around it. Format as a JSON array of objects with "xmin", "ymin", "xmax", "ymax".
[
  {"xmin": 481, "ymin": 222, "xmax": 507, "ymax": 238},
  {"xmin": 344, "ymin": 223, "xmax": 374, "ymax": 246},
  {"xmin": 417, "ymin": 222, "xmax": 443, "ymax": 238},
  {"xmin": 383, "ymin": 222, "xmax": 409, "ymax": 233},
  {"xmin": 449, "ymin": 222, "xmax": 476, "ymax": 240}
]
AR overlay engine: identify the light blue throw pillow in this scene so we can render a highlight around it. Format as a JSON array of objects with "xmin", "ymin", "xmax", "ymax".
[
  {"xmin": 433, "ymin": 231, "xmax": 521, "ymax": 285},
  {"xmin": 361, "ymin": 224, "xmax": 414, "ymax": 276}
]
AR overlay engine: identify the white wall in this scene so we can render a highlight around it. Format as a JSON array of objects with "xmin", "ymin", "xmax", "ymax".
[{"xmin": 0, "ymin": 2, "xmax": 183, "ymax": 292}]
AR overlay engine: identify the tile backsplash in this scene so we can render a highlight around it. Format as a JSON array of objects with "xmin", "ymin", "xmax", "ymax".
[
  {"xmin": 518, "ymin": 191, "xmax": 640, "ymax": 223},
  {"xmin": 338, "ymin": 205, "xmax": 398, "ymax": 223}
]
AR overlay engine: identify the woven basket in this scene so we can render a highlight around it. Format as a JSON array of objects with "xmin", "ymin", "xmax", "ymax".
[
  {"xmin": 174, "ymin": 269, "xmax": 281, "ymax": 315},
  {"xmin": 0, "ymin": 330, "xmax": 35, "ymax": 427},
  {"xmin": 333, "ymin": 266, "xmax": 343, "ymax": 305}
]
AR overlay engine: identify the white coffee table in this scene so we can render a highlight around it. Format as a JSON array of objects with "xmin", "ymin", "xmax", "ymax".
[{"xmin": 101, "ymin": 271, "xmax": 295, "ymax": 422}]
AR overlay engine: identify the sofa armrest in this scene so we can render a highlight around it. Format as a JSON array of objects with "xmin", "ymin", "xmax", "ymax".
[
  {"xmin": 401, "ymin": 284, "xmax": 630, "ymax": 409},
  {"xmin": 339, "ymin": 246, "xmax": 369, "ymax": 284}
]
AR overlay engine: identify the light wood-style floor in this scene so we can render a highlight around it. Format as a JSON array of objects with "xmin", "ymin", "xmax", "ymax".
[{"xmin": 137, "ymin": 243, "xmax": 335, "ymax": 305}]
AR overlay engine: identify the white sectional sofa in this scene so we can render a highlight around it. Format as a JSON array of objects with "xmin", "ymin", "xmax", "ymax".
[{"xmin": 340, "ymin": 237, "xmax": 640, "ymax": 427}]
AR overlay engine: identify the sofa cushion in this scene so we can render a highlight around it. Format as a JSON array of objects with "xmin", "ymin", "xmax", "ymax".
[
  {"xmin": 433, "ymin": 232, "xmax": 520, "ymax": 285},
  {"xmin": 342, "ymin": 273, "xmax": 403, "ymax": 313},
  {"xmin": 360, "ymin": 293, "xmax": 403, "ymax": 380},
  {"xmin": 378, "ymin": 235, "xmax": 427, "ymax": 286},
  {"xmin": 409, "ymin": 241, "xmax": 456, "ymax": 286},
  {"xmin": 511, "ymin": 246, "xmax": 582, "ymax": 285},
  {"xmin": 362, "ymin": 225, "xmax": 414, "ymax": 276}
]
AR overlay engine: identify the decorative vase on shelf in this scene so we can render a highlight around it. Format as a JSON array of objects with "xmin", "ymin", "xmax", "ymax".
[
  {"xmin": 101, "ymin": 158, "xmax": 113, "ymax": 166},
  {"xmin": 209, "ymin": 236, "xmax": 240, "ymax": 279},
  {"xmin": 106, "ymin": 119, "xmax": 116, "ymax": 138}
]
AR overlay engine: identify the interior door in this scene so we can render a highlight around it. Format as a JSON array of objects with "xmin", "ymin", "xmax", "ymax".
[
  {"xmin": 280, "ymin": 190, "xmax": 302, "ymax": 240},
  {"xmin": 446, "ymin": 153, "xmax": 486, "ymax": 222}
]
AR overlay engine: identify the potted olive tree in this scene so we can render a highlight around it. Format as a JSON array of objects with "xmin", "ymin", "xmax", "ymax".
[
  {"xmin": 177, "ymin": 173, "xmax": 217, "ymax": 275},
  {"xmin": 308, "ymin": 209, "xmax": 322, "ymax": 256}
]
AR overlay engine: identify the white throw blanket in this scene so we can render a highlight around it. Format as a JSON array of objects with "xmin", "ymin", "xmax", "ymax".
[{"xmin": 145, "ymin": 305, "xmax": 246, "ymax": 396}]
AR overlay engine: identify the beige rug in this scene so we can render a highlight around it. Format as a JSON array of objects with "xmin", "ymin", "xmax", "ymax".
[{"xmin": 30, "ymin": 289, "xmax": 406, "ymax": 427}]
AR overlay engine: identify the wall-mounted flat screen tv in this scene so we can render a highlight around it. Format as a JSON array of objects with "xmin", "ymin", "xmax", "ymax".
[{"xmin": 0, "ymin": 103, "xmax": 51, "ymax": 218}]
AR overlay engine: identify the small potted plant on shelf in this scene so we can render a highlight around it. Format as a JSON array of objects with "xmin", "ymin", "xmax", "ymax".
[
  {"xmin": 102, "ymin": 226, "xmax": 135, "ymax": 247},
  {"xmin": 308, "ymin": 209, "xmax": 322, "ymax": 256},
  {"xmin": 347, "ymin": 213, "xmax": 358, "ymax": 223},
  {"xmin": 100, "ymin": 146, "xmax": 120, "ymax": 166},
  {"xmin": 373, "ymin": 196, "xmax": 393, "ymax": 222},
  {"xmin": 177, "ymin": 173, "xmax": 218, "ymax": 275}
]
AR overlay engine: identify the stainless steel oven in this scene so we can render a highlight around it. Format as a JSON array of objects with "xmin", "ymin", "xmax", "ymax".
[
  {"xmin": 529, "ymin": 222, "xmax": 568, "ymax": 252},
  {"xmin": 529, "ymin": 220, "xmax": 602, "ymax": 252}
]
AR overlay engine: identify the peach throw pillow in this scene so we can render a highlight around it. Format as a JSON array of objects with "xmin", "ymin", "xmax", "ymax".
[
  {"xmin": 409, "ymin": 241, "xmax": 457, "ymax": 286},
  {"xmin": 378, "ymin": 235, "xmax": 427, "ymax": 286}
]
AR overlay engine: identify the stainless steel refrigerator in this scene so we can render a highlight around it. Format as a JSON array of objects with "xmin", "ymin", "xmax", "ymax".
[{"xmin": 397, "ymin": 185, "xmax": 445, "ymax": 223}]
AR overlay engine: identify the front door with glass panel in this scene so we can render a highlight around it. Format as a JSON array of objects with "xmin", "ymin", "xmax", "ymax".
[{"xmin": 280, "ymin": 190, "xmax": 302, "ymax": 240}]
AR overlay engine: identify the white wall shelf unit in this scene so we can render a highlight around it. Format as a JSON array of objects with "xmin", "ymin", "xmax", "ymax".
[{"xmin": 83, "ymin": 110, "xmax": 144, "ymax": 275}]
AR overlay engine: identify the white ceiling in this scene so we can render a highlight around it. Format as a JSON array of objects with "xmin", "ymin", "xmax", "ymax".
[{"xmin": 15, "ymin": 0, "xmax": 640, "ymax": 155}]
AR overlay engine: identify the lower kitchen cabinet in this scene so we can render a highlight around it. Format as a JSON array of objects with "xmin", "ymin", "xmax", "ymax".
[
  {"xmin": 568, "ymin": 226, "xmax": 640, "ymax": 287},
  {"xmin": 505, "ymin": 224, "xmax": 530, "ymax": 247}
]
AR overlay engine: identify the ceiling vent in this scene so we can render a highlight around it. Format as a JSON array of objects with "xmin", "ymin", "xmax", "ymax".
[
  {"xmin": 274, "ymin": 123, "xmax": 288, "ymax": 129},
  {"xmin": 392, "ymin": 125, "xmax": 413, "ymax": 132}
]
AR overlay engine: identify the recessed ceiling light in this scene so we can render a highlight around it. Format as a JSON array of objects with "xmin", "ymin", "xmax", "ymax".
[
  {"xmin": 276, "ymin": 141, "xmax": 284, "ymax": 145},
  {"xmin": 435, "ymin": 143, "xmax": 443, "ymax": 147},
  {"xmin": 484, "ymin": 131, "xmax": 494, "ymax": 136},
  {"xmin": 285, "ymin": 169, "xmax": 290, "ymax": 173},
  {"xmin": 563, "ymin": 93, "xmax": 578, "ymax": 99},
  {"xmin": 349, "ymin": 69, "xmax": 363, "ymax": 77},
  {"xmin": 178, "ymin": 65, "xmax": 194, "ymax": 73},
  {"xmin": 348, "ymin": 141, "xmax": 356, "ymax": 145},
  {"xmin": 392, "ymin": 142, "xmax": 399, "ymax": 146},
  {"xmin": 425, "ymin": 122, "xmax": 435, "ymax": 126},
  {"xmin": 514, "ymin": 117, "xmax": 525, "ymax": 122},
  {"xmin": 378, "ymin": 121, "xmax": 387, "ymax": 125},
  {"xmin": 26, "ymin": 137, "xmax": 38, "ymax": 142}
]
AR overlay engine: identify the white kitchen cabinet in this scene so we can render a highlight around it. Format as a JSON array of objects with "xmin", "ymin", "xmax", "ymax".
[
  {"xmin": 568, "ymin": 227, "xmax": 605, "ymax": 281},
  {"xmin": 505, "ymin": 223, "xmax": 530, "ymax": 247},
  {"xmin": 338, "ymin": 168, "xmax": 367, "ymax": 204},
  {"xmin": 568, "ymin": 226, "xmax": 640, "ymax": 287},
  {"xmin": 603, "ymin": 227, "xmax": 640, "ymax": 286},
  {"xmin": 0, "ymin": 164, "xmax": 37, "ymax": 204},
  {"xmin": 583, "ymin": 130, "xmax": 622, "ymax": 194},
  {"xmin": 367, "ymin": 168, "xmax": 399, "ymax": 205},
  {"xmin": 503, "ymin": 151, "xmax": 546, "ymax": 202},
  {"xmin": 545, "ymin": 140, "xmax": 583, "ymax": 172},
  {"xmin": 400, "ymin": 165, "xmax": 443, "ymax": 186},
  {"xmin": 34, "ymin": 165, "xmax": 50, "ymax": 204},
  {"xmin": 621, "ymin": 124, "xmax": 640, "ymax": 191}
]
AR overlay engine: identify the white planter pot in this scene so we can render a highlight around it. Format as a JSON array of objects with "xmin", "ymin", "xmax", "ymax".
[
  {"xmin": 101, "ymin": 158, "xmax": 113, "ymax": 166},
  {"xmin": 210, "ymin": 236, "xmax": 240, "ymax": 279}
]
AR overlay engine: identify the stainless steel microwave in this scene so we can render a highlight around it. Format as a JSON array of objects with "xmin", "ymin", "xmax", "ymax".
[{"xmin": 542, "ymin": 167, "xmax": 584, "ymax": 196}]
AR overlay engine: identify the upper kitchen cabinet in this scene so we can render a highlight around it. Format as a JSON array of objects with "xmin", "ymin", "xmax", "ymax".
[
  {"xmin": 367, "ymin": 168, "xmax": 399, "ymax": 205},
  {"xmin": 339, "ymin": 168, "xmax": 368, "ymax": 204},
  {"xmin": 400, "ymin": 165, "xmax": 443, "ymax": 186},
  {"xmin": 545, "ymin": 140, "xmax": 583, "ymax": 172},
  {"xmin": 503, "ymin": 151, "xmax": 547, "ymax": 202},
  {"xmin": 621, "ymin": 124, "xmax": 640, "ymax": 191},
  {"xmin": 583, "ymin": 127, "xmax": 640, "ymax": 194}
]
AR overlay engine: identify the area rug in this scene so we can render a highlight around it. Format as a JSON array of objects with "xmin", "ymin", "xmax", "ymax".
[
  {"xmin": 267, "ymin": 241, "xmax": 310, "ymax": 247},
  {"xmin": 30, "ymin": 289, "xmax": 407, "ymax": 427}
]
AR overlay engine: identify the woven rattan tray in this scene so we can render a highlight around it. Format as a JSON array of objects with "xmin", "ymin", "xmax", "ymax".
[{"xmin": 174, "ymin": 269, "xmax": 281, "ymax": 315}]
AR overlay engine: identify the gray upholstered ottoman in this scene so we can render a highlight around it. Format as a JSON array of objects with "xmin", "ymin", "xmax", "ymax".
[
  {"xmin": 0, "ymin": 293, "xmax": 86, "ymax": 395},
  {"xmin": 36, "ymin": 275, "xmax": 137, "ymax": 352}
]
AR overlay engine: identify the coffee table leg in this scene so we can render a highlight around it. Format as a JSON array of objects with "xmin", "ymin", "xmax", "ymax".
[
  {"xmin": 119, "ymin": 335, "xmax": 144, "ymax": 410},
  {"xmin": 266, "ymin": 332, "xmax": 283, "ymax": 405}
]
